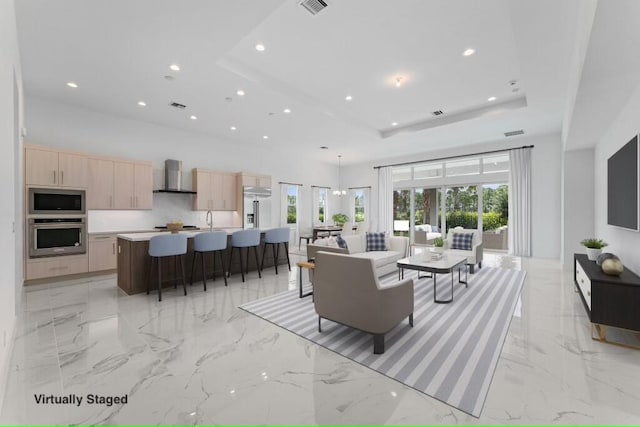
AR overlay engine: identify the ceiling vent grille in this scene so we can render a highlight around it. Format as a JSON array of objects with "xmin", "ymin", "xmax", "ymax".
[
  {"xmin": 504, "ymin": 129, "xmax": 525, "ymax": 137},
  {"xmin": 169, "ymin": 102, "xmax": 186, "ymax": 109},
  {"xmin": 432, "ymin": 110, "xmax": 444, "ymax": 116},
  {"xmin": 300, "ymin": 0, "xmax": 328, "ymax": 15}
]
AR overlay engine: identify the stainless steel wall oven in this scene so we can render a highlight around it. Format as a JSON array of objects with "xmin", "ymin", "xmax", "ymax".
[{"xmin": 28, "ymin": 218, "xmax": 86, "ymax": 258}]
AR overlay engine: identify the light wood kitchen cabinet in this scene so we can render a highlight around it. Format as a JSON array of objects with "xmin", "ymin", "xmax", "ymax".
[
  {"xmin": 114, "ymin": 162, "xmax": 135, "ymax": 208},
  {"xmin": 88, "ymin": 158, "xmax": 115, "ymax": 209},
  {"xmin": 193, "ymin": 169, "xmax": 238, "ymax": 211},
  {"xmin": 240, "ymin": 173, "xmax": 271, "ymax": 188},
  {"xmin": 89, "ymin": 234, "xmax": 117, "ymax": 271},
  {"xmin": 25, "ymin": 145, "xmax": 88, "ymax": 188},
  {"xmin": 112, "ymin": 161, "xmax": 153, "ymax": 209},
  {"xmin": 212, "ymin": 172, "xmax": 237, "ymax": 211},
  {"xmin": 193, "ymin": 169, "xmax": 213, "ymax": 210},
  {"xmin": 134, "ymin": 163, "xmax": 153, "ymax": 209},
  {"xmin": 26, "ymin": 254, "xmax": 88, "ymax": 281}
]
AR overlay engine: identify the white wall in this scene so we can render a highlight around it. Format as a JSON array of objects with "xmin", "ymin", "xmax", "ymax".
[
  {"xmin": 341, "ymin": 133, "xmax": 563, "ymax": 259},
  {"xmin": 0, "ymin": 0, "xmax": 22, "ymax": 408},
  {"xmin": 25, "ymin": 96, "xmax": 339, "ymax": 233},
  {"xmin": 561, "ymin": 148, "xmax": 594, "ymax": 269},
  {"xmin": 594, "ymin": 81, "xmax": 640, "ymax": 275}
]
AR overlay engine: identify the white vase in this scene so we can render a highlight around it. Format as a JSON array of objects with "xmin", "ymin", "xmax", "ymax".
[
  {"xmin": 433, "ymin": 246, "xmax": 444, "ymax": 254},
  {"xmin": 586, "ymin": 248, "xmax": 602, "ymax": 261}
]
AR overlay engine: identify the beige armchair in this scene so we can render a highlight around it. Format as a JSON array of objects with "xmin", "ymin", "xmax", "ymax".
[{"xmin": 313, "ymin": 251, "xmax": 414, "ymax": 354}]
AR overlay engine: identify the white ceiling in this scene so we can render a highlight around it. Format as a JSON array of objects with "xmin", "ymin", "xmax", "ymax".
[{"xmin": 16, "ymin": 0, "xmax": 583, "ymax": 165}]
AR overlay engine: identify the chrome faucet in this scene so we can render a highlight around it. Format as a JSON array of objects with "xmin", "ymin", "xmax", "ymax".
[{"xmin": 206, "ymin": 210, "xmax": 213, "ymax": 231}]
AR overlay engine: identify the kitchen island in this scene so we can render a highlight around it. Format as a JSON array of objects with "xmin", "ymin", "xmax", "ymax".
[{"xmin": 117, "ymin": 229, "xmax": 288, "ymax": 295}]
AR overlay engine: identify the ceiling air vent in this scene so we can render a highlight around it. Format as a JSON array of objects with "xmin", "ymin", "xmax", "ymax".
[
  {"xmin": 504, "ymin": 129, "xmax": 525, "ymax": 137},
  {"xmin": 300, "ymin": 0, "xmax": 328, "ymax": 15},
  {"xmin": 169, "ymin": 102, "xmax": 186, "ymax": 109},
  {"xmin": 432, "ymin": 110, "xmax": 444, "ymax": 116}
]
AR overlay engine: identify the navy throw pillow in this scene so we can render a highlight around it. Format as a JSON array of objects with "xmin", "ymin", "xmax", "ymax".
[
  {"xmin": 366, "ymin": 232, "xmax": 387, "ymax": 251},
  {"xmin": 451, "ymin": 233, "xmax": 473, "ymax": 250},
  {"xmin": 336, "ymin": 235, "xmax": 348, "ymax": 250}
]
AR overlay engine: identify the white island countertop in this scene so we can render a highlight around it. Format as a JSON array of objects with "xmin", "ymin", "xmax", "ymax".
[{"xmin": 117, "ymin": 228, "xmax": 244, "ymax": 242}]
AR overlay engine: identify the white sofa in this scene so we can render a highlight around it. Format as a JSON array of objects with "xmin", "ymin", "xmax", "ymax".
[
  {"xmin": 444, "ymin": 227, "xmax": 483, "ymax": 273},
  {"xmin": 307, "ymin": 234, "xmax": 409, "ymax": 277},
  {"xmin": 414, "ymin": 224, "xmax": 442, "ymax": 244}
]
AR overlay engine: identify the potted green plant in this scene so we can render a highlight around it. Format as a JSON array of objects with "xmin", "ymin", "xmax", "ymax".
[
  {"xmin": 332, "ymin": 213, "xmax": 349, "ymax": 227},
  {"xmin": 580, "ymin": 238, "xmax": 608, "ymax": 261},
  {"xmin": 433, "ymin": 237, "xmax": 445, "ymax": 253}
]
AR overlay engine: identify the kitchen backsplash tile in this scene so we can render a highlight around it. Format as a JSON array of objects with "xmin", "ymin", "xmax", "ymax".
[{"xmin": 88, "ymin": 193, "xmax": 240, "ymax": 232}]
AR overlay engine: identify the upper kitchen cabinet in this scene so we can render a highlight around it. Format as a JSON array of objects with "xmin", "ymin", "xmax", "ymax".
[
  {"xmin": 211, "ymin": 172, "xmax": 237, "ymax": 211},
  {"xmin": 134, "ymin": 163, "xmax": 153, "ymax": 209},
  {"xmin": 240, "ymin": 173, "xmax": 271, "ymax": 188},
  {"xmin": 90, "ymin": 157, "xmax": 153, "ymax": 210},
  {"xmin": 113, "ymin": 161, "xmax": 153, "ymax": 209},
  {"xmin": 25, "ymin": 145, "xmax": 88, "ymax": 188},
  {"xmin": 192, "ymin": 169, "xmax": 238, "ymax": 211},
  {"xmin": 88, "ymin": 158, "xmax": 115, "ymax": 209}
]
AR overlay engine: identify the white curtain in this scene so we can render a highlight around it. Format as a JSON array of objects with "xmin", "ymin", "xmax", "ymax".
[
  {"xmin": 508, "ymin": 148, "xmax": 532, "ymax": 256},
  {"xmin": 377, "ymin": 167, "xmax": 393, "ymax": 234}
]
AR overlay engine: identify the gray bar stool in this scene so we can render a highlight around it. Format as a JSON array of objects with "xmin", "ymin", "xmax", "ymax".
[
  {"xmin": 227, "ymin": 229, "xmax": 261, "ymax": 282},
  {"xmin": 261, "ymin": 227, "xmax": 291, "ymax": 274},
  {"xmin": 190, "ymin": 231, "xmax": 228, "ymax": 290},
  {"xmin": 147, "ymin": 234, "xmax": 188, "ymax": 301}
]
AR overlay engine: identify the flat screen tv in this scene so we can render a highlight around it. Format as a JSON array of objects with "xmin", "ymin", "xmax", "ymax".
[{"xmin": 608, "ymin": 135, "xmax": 639, "ymax": 231}]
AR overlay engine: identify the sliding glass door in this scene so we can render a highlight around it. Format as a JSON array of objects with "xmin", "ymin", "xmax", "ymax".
[
  {"xmin": 482, "ymin": 183, "xmax": 509, "ymax": 251},
  {"xmin": 445, "ymin": 185, "xmax": 478, "ymax": 232},
  {"xmin": 393, "ymin": 189, "xmax": 410, "ymax": 236}
]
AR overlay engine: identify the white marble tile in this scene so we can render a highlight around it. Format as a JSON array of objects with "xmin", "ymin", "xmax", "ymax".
[{"xmin": 2, "ymin": 252, "xmax": 640, "ymax": 425}]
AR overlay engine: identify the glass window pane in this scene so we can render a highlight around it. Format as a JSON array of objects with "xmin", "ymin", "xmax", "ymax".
[
  {"xmin": 414, "ymin": 163, "xmax": 443, "ymax": 179},
  {"xmin": 445, "ymin": 185, "xmax": 478, "ymax": 231},
  {"xmin": 445, "ymin": 158, "xmax": 480, "ymax": 177},
  {"xmin": 483, "ymin": 155, "xmax": 509, "ymax": 174},
  {"xmin": 393, "ymin": 189, "xmax": 411, "ymax": 236},
  {"xmin": 392, "ymin": 166, "xmax": 412, "ymax": 182},
  {"xmin": 287, "ymin": 187, "xmax": 297, "ymax": 224},
  {"xmin": 318, "ymin": 189, "xmax": 327, "ymax": 224},
  {"xmin": 413, "ymin": 188, "xmax": 443, "ymax": 244},
  {"xmin": 354, "ymin": 190, "xmax": 365, "ymax": 223},
  {"xmin": 482, "ymin": 183, "xmax": 509, "ymax": 250}
]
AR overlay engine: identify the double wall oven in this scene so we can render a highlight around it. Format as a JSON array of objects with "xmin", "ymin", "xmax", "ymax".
[{"xmin": 28, "ymin": 188, "xmax": 87, "ymax": 258}]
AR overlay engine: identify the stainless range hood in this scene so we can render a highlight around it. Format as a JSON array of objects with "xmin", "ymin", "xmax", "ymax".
[
  {"xmin": 153, "ymin": 159, "xmax": 197, "ymax": 194},
  {"xmin": 165, "ymin": 159, "xmax": 182, "ymax": 191}
]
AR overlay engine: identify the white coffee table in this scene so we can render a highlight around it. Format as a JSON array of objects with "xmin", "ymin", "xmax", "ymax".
[{"xmin": 397, "ymin": 254, "xmax": 468, "ymax": 304}]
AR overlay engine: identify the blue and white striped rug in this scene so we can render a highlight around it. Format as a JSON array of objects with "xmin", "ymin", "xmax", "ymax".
[{"xmin": 240, "ymin": 266, "xmax": 526, "ymax": 417}]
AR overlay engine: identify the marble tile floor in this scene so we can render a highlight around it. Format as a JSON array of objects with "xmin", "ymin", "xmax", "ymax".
[{"xmin": 1, "ymin": 252, "xmax": 640, "ymax": 425}]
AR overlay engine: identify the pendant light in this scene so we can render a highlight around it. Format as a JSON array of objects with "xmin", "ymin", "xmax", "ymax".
[{"xmin": 332, "ymin": 155, "xmax": 347, "ymax": 196}]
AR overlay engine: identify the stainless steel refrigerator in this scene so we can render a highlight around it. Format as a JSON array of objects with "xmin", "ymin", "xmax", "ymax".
[{"xmin": 243, "ymin": 186, "xmax": 272, "ymax": 229}]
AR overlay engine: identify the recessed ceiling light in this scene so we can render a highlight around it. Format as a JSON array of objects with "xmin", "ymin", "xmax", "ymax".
[
  {"xmin": 263, "ymin": 135, "xmax": 269, "ymax": 140},
  {"xmin": 345, "ymin": 95, "xmax": 353, "ymax": 101},
  {"xmin": 255, "ymin": 43, "xmax": 265, "ymax": 52},
  {"xmin": 391, "ymin": 122, "xmax": 398, "ymax": 126},
  {"xmin": 488, "ymin": 96, "xmax": 497, "ymax": 102},
  {"xmin": 230, "ymin": 126, "xmax": 237, "ymax": 131},
  {"xmin": 462, "ymin": 48, "xmax": 476, "ymax": 57},
  {"xmin": 66, "ymin": 82, "xmax": 78, "ymax": 88},
  {"xmin": 283, "ymin": 108, "xmax": 291, "ymax": 114},
  {"xmin": 190, "ymin": 115, "xmax": 197, "ymax": 120},
  {"xmin": 137, "ymin": 101, "xmax": 147, "ymax": 107},
  {"xmin": 169, "ymin": 64, "xmax": 180, "ymax": 71},
  {"xmin": 237, "ymin": 89, "xmax": 245, "ymax": 96},
  {"xmin": 395, "ymin": 77, "xmax": 403, "ymax": 88}
]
